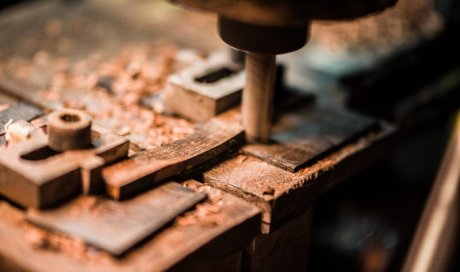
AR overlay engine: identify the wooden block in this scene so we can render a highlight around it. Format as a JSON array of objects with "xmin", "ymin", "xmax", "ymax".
[
  {"xmin": 26, "ymin": 182, "xmax": 207, "ymax": 256},
  {"xmin": 0, "ymin": 123, "xmax": 129, "ymax": 208},
  {"xmin": 204, "ymin": 122, "xmax": 396, "ymax": 233},
  {"xmin": 103, "ymin": 109, "xmax": 244, "ymax": 200},
  {"xmin": 243, "ymin": 104, "xmax": 378, "ymax": 172},
  {"xmin": 164, "ymin": 53, "xmax": 244, "ymax": 122},
  {"xmin": 243, "ymin": 209, "xmax": 313, "ymax": 272},
  {"xmin": 0, "ymin": 103, "xmax": 43, "ymax": 135},
  {"xmin": 0, "ymin": 180, "xmax": 261, "ymax": 272}
]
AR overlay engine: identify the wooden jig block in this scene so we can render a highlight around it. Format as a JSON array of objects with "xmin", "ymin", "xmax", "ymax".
[
  {"xmin": 205, "ymin": 117, "xmax": 395, "ymax": 233},
  {"xmin": 103, "ymin": 109, "xmax": 244, "ymax": 200},
  {"xmin": 0, "ymin": 121, "xmax": 129, "ymax": 209},
  {"xmin": 243, "ymin": 104, "xmax": 378, "ymax": 172},
  {"xmin": 164, "ymin": 53, "xmax": 245, "ymax": 122},
  {"xmin": 0, "ymin": 180, "xmax": 260, "ymax": 271},
  {"xmin": 26, "ymin": 182, "xmax": 207, "ymax": 256}
]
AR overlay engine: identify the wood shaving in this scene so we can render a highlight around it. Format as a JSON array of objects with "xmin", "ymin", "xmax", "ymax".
[{"xmin": 2, "ymin": 43, "xmax": 198, "ymax": 150}]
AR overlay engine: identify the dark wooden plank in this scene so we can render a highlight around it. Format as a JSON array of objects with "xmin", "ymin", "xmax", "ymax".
[
  {"xmin": 242, "ymin": 104, "xmax": 378, "ymax": 172},
  {"xmin": 103, "ymin": 109, "xmax": 244, "ymax": 200},
  {"xmin": 164, "ymin": 53, "xmax": 244, "ymax": 122},
  {"xmin": 0, "ymin": 103, "xmax": 43, "ymax": 135},
  {"xmin": 244, "ymin": 209, "xmax": 313, "ymax": 272},
  {"xmin": 205, "ymin": 122, "xmax": 396, "ymax": 233},
  {"xmin": 26, "ymin": 182, "xmax": 207, "ymax": 256},
  {"xmin": 0, "ymin": 180, "xmax": 261, "ymax": 272}
]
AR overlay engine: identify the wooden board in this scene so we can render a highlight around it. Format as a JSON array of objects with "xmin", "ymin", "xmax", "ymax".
[
  {"xmin": 164, "ymin": 53, "xmax": 244, "ymax": 122},
  {"xmin": 0, "ymin": 103, "xmax": 43, "ymax": 135},
  {"xmin": 244, "ymin": 209, "xmax": 313, "ymax": 272},
  {"xmin": 0, "ymin": 180, "xmax": 261, "ymax": 272},
  {"xmin": 205, "ymin": 122, "xmax": 396, "ymax": 233},
  {"xmin": 0, "ymin": 123, "xmax": 129, "ymax": 208},
  {"xmin": 26, "ymin": 182, "xmax": 207, "ymax": 256},
  {"xmin": 243, "ymin": 104, "xmax": 377, "ymax": 172},
  {"xmin": 103, "ymin": 109, "xmax": 244, "ymax": 200}
]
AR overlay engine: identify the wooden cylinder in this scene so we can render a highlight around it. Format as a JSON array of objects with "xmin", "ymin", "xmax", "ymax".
[
  {"xmin": 48, "ymin": 109, "xmax": 92, "ymax": 151},
  {"xmin": 243, "ymin": 53, "xmax": 276, "ymax": 143}
]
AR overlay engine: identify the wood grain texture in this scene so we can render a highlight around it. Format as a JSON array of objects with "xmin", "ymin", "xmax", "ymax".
[
  {"xmin": 103, "ymin": 109, "xmax": 244, "ymax": 200},
  {"xmin": 164, "ymin": 53, "xmax": 244, "ymax": 122},
  {"xmin": 0, "ymin": 123, "xmax": 129, "ymax": 208},
  {"xmin": 0, "ymin": 180, "xmax": 261, "ymax": 272},
  {"xmin": 26, "ymin": 182, "xmax": 207, "ymax": 256},
  {"xmin": 0, "ymin": 103, "xmax": 43, "ymax": 135},
  {"xmin": 243, "ymin": 104, "xmax": 378, "ymax": 172},
  {"xmin": 244, "ymin": 209, "xmax": 313, "ymax": 272},
  {"xmin": 205, "ymin": 122, "xmax": 396, "ymax": 233}
]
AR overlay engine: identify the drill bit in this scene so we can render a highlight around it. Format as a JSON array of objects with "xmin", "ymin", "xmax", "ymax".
[{"xmin": 242, "ymin": 53, "xmax": 276, "ymax": 143}]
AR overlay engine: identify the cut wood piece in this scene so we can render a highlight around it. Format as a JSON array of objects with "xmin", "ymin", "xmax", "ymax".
[
  {"xmin": 205, "ymin": 122, "xmax": 396, "ymax": 233},
  {"xmin": 0, "ymin": 103, "xmax": 43, "ymax": 135},
  {"xmin": 243, "ymin": 104, "xmax": 378, "ymax": 172},
  {"xmin": 0, "ymin": 123, "xmax": 129, "ymax": 209},
  {"xmin": 0, "ymin": 180, "xmax": 261, "ymax": 272},
  {"xmin": 103, "ymin": 109, "xmax": 244, "ymax": 200},
  {"xmin": 26, "ymin": 182, "xmax": 207, "ymax": 256},
  {"xmin": 244, "ymin": 209, "xmax": 313, "ymax": 272},
  {"xmin": 164, "ymin": 53, "xmax": 244, "ymax": 122}
]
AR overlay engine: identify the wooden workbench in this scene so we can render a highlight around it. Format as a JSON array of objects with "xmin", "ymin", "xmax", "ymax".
[{"xmin": 0, "ymin": 1, "xmax": 397, "ymax": 271}]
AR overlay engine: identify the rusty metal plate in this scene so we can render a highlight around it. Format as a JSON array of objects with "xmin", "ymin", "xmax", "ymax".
[
  {"xmin": 242, "ymin": 104, "xmax": 378, "ymax": 172},
  {"xmin": 26, "ymin": 182, "xmax": 207, "ymax": 257}
]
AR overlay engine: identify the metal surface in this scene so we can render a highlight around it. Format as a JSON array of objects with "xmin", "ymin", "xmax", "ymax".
[
  {"xmin": 218, "ymin": 16, "xmax": 309, "ymax": 54},
  {"xmin": 170, "ymin": 0, "xmax": 397, "ymax": 26}
]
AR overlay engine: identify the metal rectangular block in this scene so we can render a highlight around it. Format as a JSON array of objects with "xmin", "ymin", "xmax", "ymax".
[{"xmin": 26, "ymin": 182, "xmax": 207, "ymax": 256}]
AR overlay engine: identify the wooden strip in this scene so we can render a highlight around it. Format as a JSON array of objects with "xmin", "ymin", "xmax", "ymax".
[
  {"xmin": 103, "ymin": 110, "xmax": 244, "ymax": 200},
  {"xmin": 242, "ymin": 105, "xmax": 377, "ymax": 172},
  {"xmin": 26, "ymin": 182, "xmax": 207, "ymax": 256},
  {"xmin": 205, "ymin": 122, "xmax": 396, "ymax": 233},
  {"xmin": 0, "ymin": 180, "xmax": 261, "ymax": 272},
  {"xmin": 0, "ymin": 103, "xmax": 43, "ymax": 135}
]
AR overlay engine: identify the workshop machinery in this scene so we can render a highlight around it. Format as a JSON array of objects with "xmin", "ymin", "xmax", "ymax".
[{"xmin": 0, "ymin": 0, "xmax": 459, "ymax": 271}]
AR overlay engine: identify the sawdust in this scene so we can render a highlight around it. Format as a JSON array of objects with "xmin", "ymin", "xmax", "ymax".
[
  {"xmin": 2, "ymin": 43, "xmax": 198, "ymax": 150},
  {"xmin": 23, "ymin": 222, "xmax": 114, "ymax": 265},
  {"xmin": 176, "ymin": 182, "xmax": 226, "ymax": 227}
]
